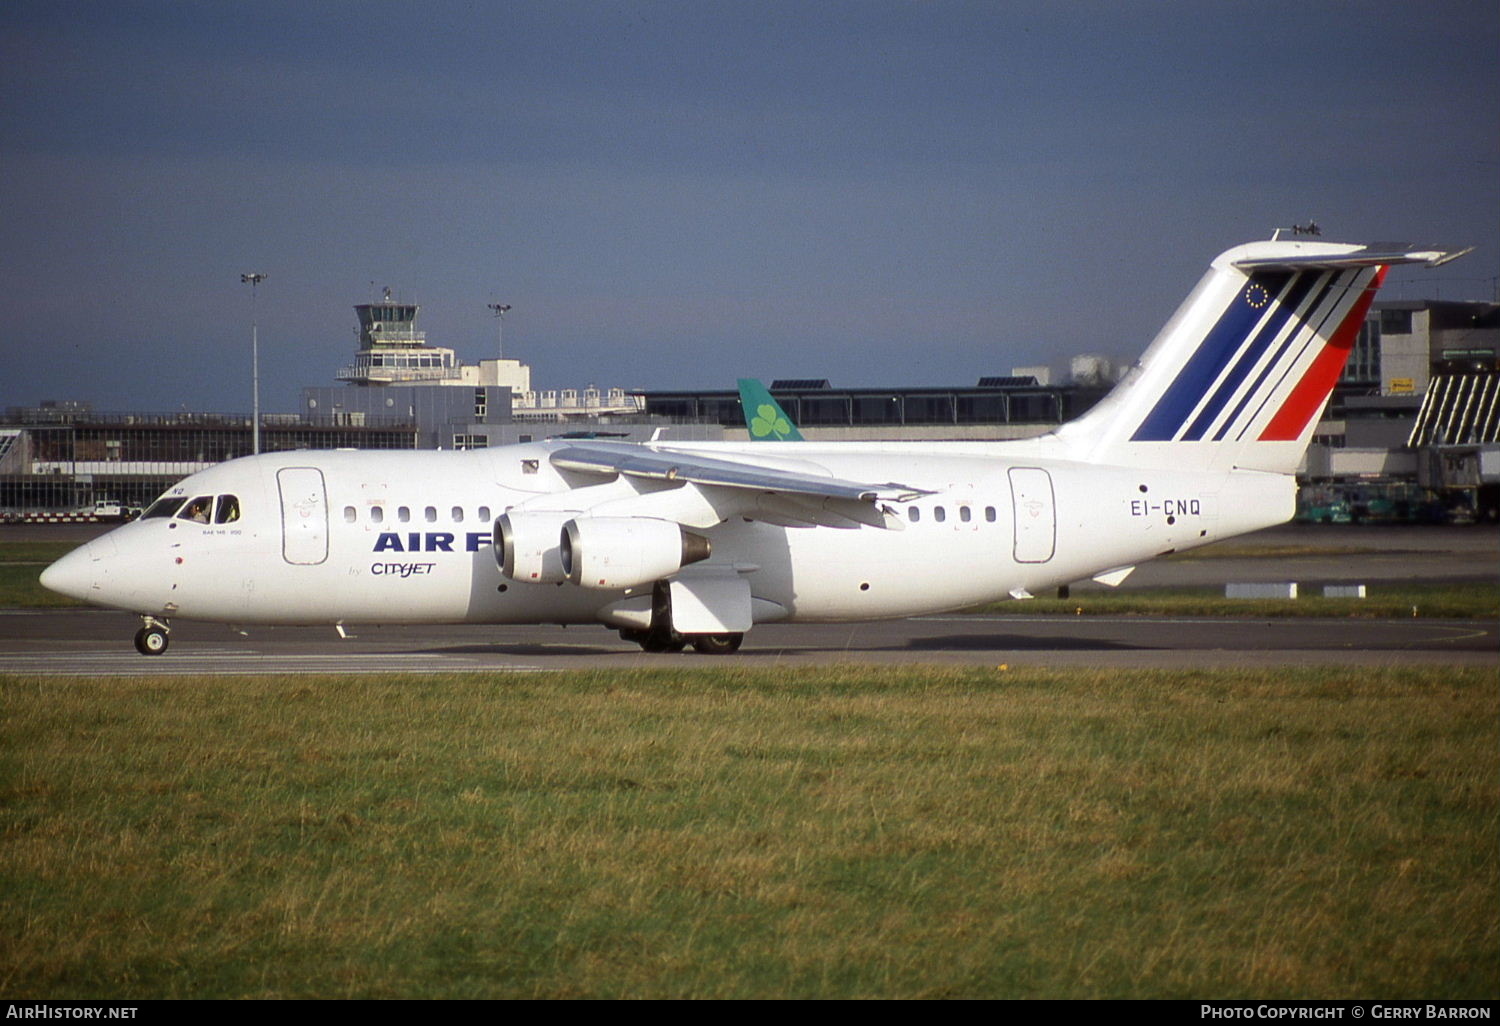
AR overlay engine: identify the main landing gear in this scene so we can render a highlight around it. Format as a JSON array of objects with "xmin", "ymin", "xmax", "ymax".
[
  {"xmin": 618, "ymin": 581, "xmax": 746, "ymax": 655},
  {"xmin": 134, "ymin": 617, "xmax": 170, "ymax": 656},
  {"xmin": 689, "ymin": 632, "xmax": 743, "ymax": 655},
  {"xmin": 618, "ymin": 627, "xmax": 744, "ymax": 655}
]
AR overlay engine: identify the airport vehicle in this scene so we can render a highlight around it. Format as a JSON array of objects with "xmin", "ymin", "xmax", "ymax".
[
  {"xmin": 89, "ymin": 498, "xmax": 135, "ymax": 522},
  {"xmin": 1296, "ymin": 487, "xmax": 1354, "ymax": 525},
  {"xmin": 40, "ymin": 237, "xmax": 1467, "ymax": 655}
]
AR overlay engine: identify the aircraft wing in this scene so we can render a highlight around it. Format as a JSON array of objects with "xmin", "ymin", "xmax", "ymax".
[
  {"xmin": 551, "ymin": 443, "xmax": 927, "ymax": 502},
  {"xmin": 547, "ymin": 442, "xmax": 931, "ymax": 529}
]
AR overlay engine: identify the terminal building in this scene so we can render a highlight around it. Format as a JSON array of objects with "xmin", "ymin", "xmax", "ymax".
[
  {"xmin": 641, "ymin": 376, "xmax": 1107, "ymax": 441},
  {"xmin": 4, "ymin": 293, "xmax": 1497, "ymax": 521},
  {"xmin": 1305, "ymin": 299, "xmax": 1500, "ymax": 521},
  {"xmin": 0, "ymin": 403, "xmax": 417, "ymax": 513}
]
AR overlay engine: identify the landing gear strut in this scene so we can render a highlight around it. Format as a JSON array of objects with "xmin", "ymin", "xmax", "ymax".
[{"xmin": 134, "ymin": 617, "xmax": 170, "ymax": 656}]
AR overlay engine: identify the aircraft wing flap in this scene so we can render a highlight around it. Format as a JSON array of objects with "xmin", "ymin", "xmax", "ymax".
[
  {"xmin": 550, "ymin": 444, "xmax": 929, "ymax": 504},
  {"xmin": 746, "ymin": 491, "xmax": 898, "ymax": 530}
]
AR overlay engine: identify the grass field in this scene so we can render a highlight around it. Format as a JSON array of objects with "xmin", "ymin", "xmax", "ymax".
[{"xmin": 2, "ymin": 666, "xmax": 1495, "ymax": 999}]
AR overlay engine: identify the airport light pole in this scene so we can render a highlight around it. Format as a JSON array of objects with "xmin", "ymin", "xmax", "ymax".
[
  {"xmin": 241, "ymin": 273, "xmax": 267, "ymax": 455},
  {"xmin": 488, "ymin": 303, "xmax": 512, "ymax": 361}
]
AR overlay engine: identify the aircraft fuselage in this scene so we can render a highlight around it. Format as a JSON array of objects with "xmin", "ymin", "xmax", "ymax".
[{"xmin": 46, "ymin": 441, "xmax": 1291, "ymax": 628}]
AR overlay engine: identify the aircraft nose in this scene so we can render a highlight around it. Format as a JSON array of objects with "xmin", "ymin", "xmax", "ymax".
[{"xmin": 39, "ymin": 543, "xmax": 97, "ymax": 601}]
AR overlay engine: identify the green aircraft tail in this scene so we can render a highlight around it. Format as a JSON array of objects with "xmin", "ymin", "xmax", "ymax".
[{"xmin": 737, "ymin": 379, "xmax": 804, "ymax": 441}]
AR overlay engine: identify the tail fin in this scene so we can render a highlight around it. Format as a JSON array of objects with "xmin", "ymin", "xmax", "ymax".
[
  {"xmin": 1054, "ymin": 240, "xmax": 1469, "ymax": 473},
  {"xmin": 737, "ymin": 379, "xmax": 804, "ymax": 441}
]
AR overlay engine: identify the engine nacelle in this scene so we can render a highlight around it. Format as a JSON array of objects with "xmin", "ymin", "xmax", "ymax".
[
  {"xmin": 495, "ymin": 511, "xmax": 574, "ymax": 583},
  {"xmin": 560, "ymin": 516, "xmax": 711, "ymax": 590}
]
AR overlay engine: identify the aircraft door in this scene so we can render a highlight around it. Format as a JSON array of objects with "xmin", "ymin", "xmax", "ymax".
[
  {"xmin": 277, "ymin": 467, "xmax": 329, "ymax": 565},
  {"xmin": 1008, "ymin": 467, "xmax": 1055, "ymax": 563}
]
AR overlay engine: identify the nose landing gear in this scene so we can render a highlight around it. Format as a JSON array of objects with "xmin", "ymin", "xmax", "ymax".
[{"xmin": 134, "ymin": 617, "xmax": 170, "ymax": 656}]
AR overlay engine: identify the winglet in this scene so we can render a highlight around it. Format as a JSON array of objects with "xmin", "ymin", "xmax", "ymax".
[{"xmin": 737, "ymin": 379, "xmax": 804, "ymax": 441}]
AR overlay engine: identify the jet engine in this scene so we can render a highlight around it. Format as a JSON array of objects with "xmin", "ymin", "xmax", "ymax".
[
  {"xmin": 495, "ymin": 511, "xmax": 574, "ymax": 583},
  {"xmin": 560, "ymin": 516, "xmax": 711, "ymax": 590}
]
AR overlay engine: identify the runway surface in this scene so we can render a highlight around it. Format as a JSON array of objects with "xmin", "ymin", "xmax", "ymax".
[
  {"xmin": 0, "ymin": 607, "xmax": 1493, "ymax": 674},
  {"xmin": 2, "ymin": 523, "xmax": 1494, "ymax": 674}
]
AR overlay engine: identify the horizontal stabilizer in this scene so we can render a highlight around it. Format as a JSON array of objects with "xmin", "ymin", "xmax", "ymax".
[{"xmin": 1233, "ymin": 245, "xmax": 1472, "ymax": 271}]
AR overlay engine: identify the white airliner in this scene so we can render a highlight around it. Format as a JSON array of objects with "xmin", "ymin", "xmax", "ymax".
[{"xmin": 41, "ymin": 236, "xmax": 1468, "ymax": 655}]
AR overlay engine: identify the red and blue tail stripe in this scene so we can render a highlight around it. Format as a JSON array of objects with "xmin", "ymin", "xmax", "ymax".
[
  {"xmin": 1180, "ymin": 271, "xmax": 1322, "ymax": 440},
  {"xmin": 1213, "ymin": 270, "xmax": 1348, "ymax": 441},
  {"xmin": 1129, "ymin": 270, "xmax": 1297, "ymax": 442},
  {"xmin": 1256, "ymin": 268, "xmax": 1384, "ymax": 441},
  {"xmin": 1129, "ymin": 266, "xmax": 1376, "ymax": 444}
]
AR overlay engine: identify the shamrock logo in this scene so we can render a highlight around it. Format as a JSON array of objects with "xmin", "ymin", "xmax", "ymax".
[{"xmin": 750, "ymin": 403, "xmax": 793, "ymax": 439}]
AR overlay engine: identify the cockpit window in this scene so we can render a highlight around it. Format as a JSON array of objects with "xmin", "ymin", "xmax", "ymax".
[
  {"xmin": 177, "ymin": 496, "xmax": 214, "ymax": 523},
  {"xmin": 214, "ymin": 495, "xmax": 241, "ymax": 524},
  {"xmin": 142, "ymin": 496, "xmax": 188, "ymax": 520}
]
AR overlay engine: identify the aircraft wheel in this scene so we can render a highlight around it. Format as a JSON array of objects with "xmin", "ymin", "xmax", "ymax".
[
  {"xmin": 691, "ymin": 632, "xmax": 743, "ymax": 655},
  {"xmin": 640, "ymin": 631, "xmax": 686, "ymax": 653},
  {"xmin": 134, "ymin": 625, "xmax": 170, "ymax": 656}
]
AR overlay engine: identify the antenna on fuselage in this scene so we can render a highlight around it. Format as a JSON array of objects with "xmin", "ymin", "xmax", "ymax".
[{"xmin": 1271, "ymin": 221, "xmax": 1323, "ymax": 241}]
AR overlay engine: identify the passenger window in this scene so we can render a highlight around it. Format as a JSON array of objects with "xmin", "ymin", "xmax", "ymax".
[
  {"xmin": 425, "ymin": 506, "xmax": 437, "ymax": 523},
  {"xmin": 143, "ymin": 496, "xmax": 188, "ymax": 520},
  {"xmin": 343, "ymin": 506, "xmax": 357, "ymax": 523},
  {"xmin": 985, "ymin": 506, "xmax": 997, "ymax": 522},
  {"xmin": 959, "ymin": 506, "xmax": 972, "ymax": 523},
  {"xmin": 398, "ymin": 506, "xmax": 411, "ymax": 523},
  {"xmin": 371, "ymin": 506, "xmax": 384, "ymax": 524},
  {"xmin": 478, "ymin": 506, "xmax": 492, "ymax": 522},
  {"xmin": 214, "ymin": 495, "xmax": 241, "ymax": 524},
  {"xmin": 934, "ymin": 506, "xmax": 946, "ymax": 523},
  {"xmin": 451, "ymin": 506, "xmax": 464, "ymax": 523},
  {"xmin": 177, "ymin": 496, "xmax": 214, "ymax": 523},
  {"xmin": 907, "ymin": 507, "xmax": 920, "ymax": 523}
]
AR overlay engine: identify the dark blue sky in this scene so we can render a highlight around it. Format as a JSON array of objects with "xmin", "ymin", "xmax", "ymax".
[{"xmin": 3, "ymin": 0, "xmax": 1496, "ymax": 413}]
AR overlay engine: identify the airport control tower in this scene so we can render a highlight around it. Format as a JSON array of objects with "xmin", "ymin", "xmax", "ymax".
[
  {"xmin": 334, "ymin": 288, "xmax": 533, "ymax": 395},
  {"xmin": 337, "ymin": 288, "xmax": 462, "ymax": 385}
]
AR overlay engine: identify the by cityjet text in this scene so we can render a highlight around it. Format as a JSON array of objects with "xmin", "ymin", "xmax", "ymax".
[{"xmin": 1203, "ymin": 1008, "xmax": 1491, "ymax": 1020}]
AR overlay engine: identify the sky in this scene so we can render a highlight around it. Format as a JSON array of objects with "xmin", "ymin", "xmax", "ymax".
[{"xmin": 3, "ymin": 0, "xmax": 1497, "ymax": 414}]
